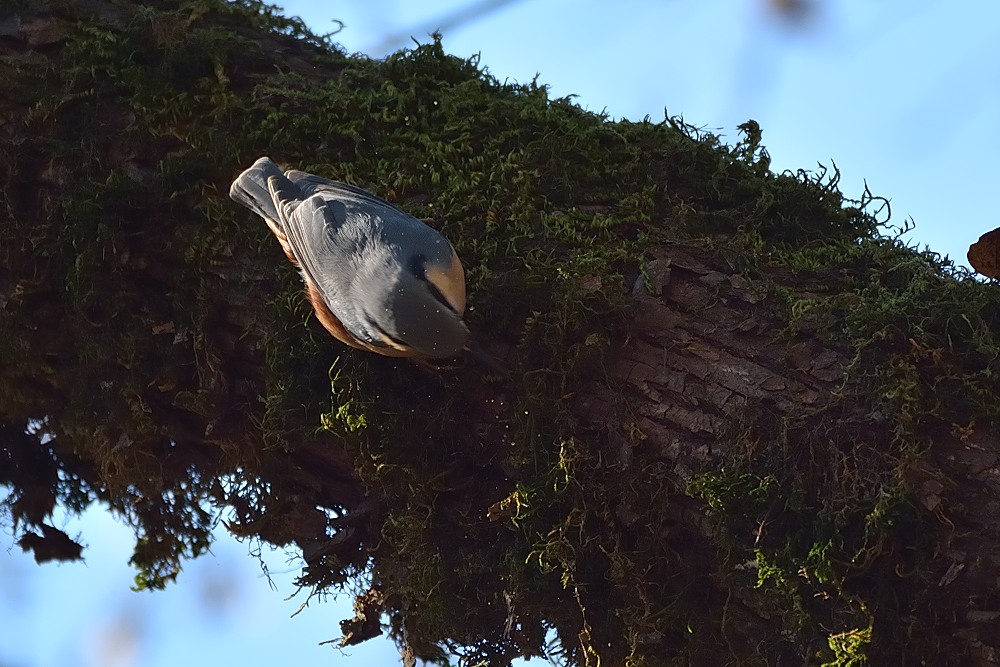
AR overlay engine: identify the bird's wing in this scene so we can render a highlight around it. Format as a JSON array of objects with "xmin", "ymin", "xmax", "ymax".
[
  {"xmin": 269, "ymin": 177, "xmax": 394, "ymax": 350},
  {"xmin": 285, "ymin": 171, "xmax": 410, "ymax": 218}
]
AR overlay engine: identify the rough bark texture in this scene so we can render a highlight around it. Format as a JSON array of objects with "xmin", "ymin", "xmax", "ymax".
[
  {"xmin": 575, "ymin": 245, "xmax": 1000, "ymax": 664},
  {"xmin": 4, "ymin": 1, "xmax": 1000, "ymax": 666}
]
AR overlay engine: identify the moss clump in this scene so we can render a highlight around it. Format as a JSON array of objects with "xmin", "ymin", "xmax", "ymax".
[{"xmin": 688, "ymin": 228, "xmax": 1000, "ymax": 664}]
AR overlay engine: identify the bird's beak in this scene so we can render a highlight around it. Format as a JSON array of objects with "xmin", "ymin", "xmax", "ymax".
[{"xmin": 465, "ymin": 340, "xmax": 507, "ymax": 374}]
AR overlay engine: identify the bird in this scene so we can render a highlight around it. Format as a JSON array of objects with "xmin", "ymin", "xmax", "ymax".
[{"xmin": 230, "ymin": 157, "xmax": 471, "ymax": 359}]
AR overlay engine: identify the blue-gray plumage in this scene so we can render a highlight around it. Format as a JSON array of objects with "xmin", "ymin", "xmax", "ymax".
[{"xmin": 230, "ymin": 157, "xmax": 469, "ymax": 358}]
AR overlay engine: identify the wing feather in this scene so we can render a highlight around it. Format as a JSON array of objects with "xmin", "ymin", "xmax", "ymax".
[
  {"xmin": 269, "ymin": 179, "xmax": 394, "ymax": 350},
  {"xmin": 285, "ymin": 171, "xmax": 408, "ymax": 215}
]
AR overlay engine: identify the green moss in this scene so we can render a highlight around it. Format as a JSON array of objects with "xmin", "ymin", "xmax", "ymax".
[{"xmin": 686, "ymin": 221, "xmax": 1000, "ymax": 662}]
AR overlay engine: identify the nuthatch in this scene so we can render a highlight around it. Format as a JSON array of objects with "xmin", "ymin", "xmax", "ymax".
[{"xmin": 230, "ymin": 157, "xmax": 470, "ymax": 359}]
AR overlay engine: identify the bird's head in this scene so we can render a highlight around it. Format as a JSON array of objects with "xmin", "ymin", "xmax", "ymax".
[{"xmin": 372, "ymin": 241, "xmax": 469, "ymax": 358}]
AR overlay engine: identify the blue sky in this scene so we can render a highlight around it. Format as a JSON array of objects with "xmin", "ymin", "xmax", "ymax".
[
  {"xmin": 295, "ymin": 0, "xmax": 997, "ymax": 267},
  {"xmin": 4, "ymin": 1, "xmax": 998, "ymax": 666}
]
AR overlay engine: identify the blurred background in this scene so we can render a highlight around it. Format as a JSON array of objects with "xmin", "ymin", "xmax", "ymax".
[{"xmin": 3, "ymin": 0, "xmax": 997, "ymax": 665}]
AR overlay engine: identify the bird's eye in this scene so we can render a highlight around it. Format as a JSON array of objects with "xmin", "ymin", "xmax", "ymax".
[{"xmin": 409, "ymin": 254, "xmax": 428, "ymax": 280}]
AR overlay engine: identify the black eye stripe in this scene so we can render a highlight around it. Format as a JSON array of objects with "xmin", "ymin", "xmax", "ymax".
[
  {"xmin": 409, "ymin": 254, "xmax": 458, "ymax": 314},
  {"xmin": 426, "ymin": 280, "xmax": 457, "ymax": 314}
]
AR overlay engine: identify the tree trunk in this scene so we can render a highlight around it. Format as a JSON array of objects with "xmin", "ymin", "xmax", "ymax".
[
  {"xmin": 575, "ymin": 245, "xmax": 1000, "ymax": 664},
  {"xmin": 3, "ymin": 1, "xmax": 999, "ymax": 665}
]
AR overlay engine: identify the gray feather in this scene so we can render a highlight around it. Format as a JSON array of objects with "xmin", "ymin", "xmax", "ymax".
[{"xmin": 229, "ymin": 156, "xmax": 285, "ymax": 224}]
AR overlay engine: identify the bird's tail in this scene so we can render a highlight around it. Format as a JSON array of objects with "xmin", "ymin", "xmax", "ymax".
[{"xmin": 229, "ymin": 156, "xmax": 285, "ymax": 224}]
